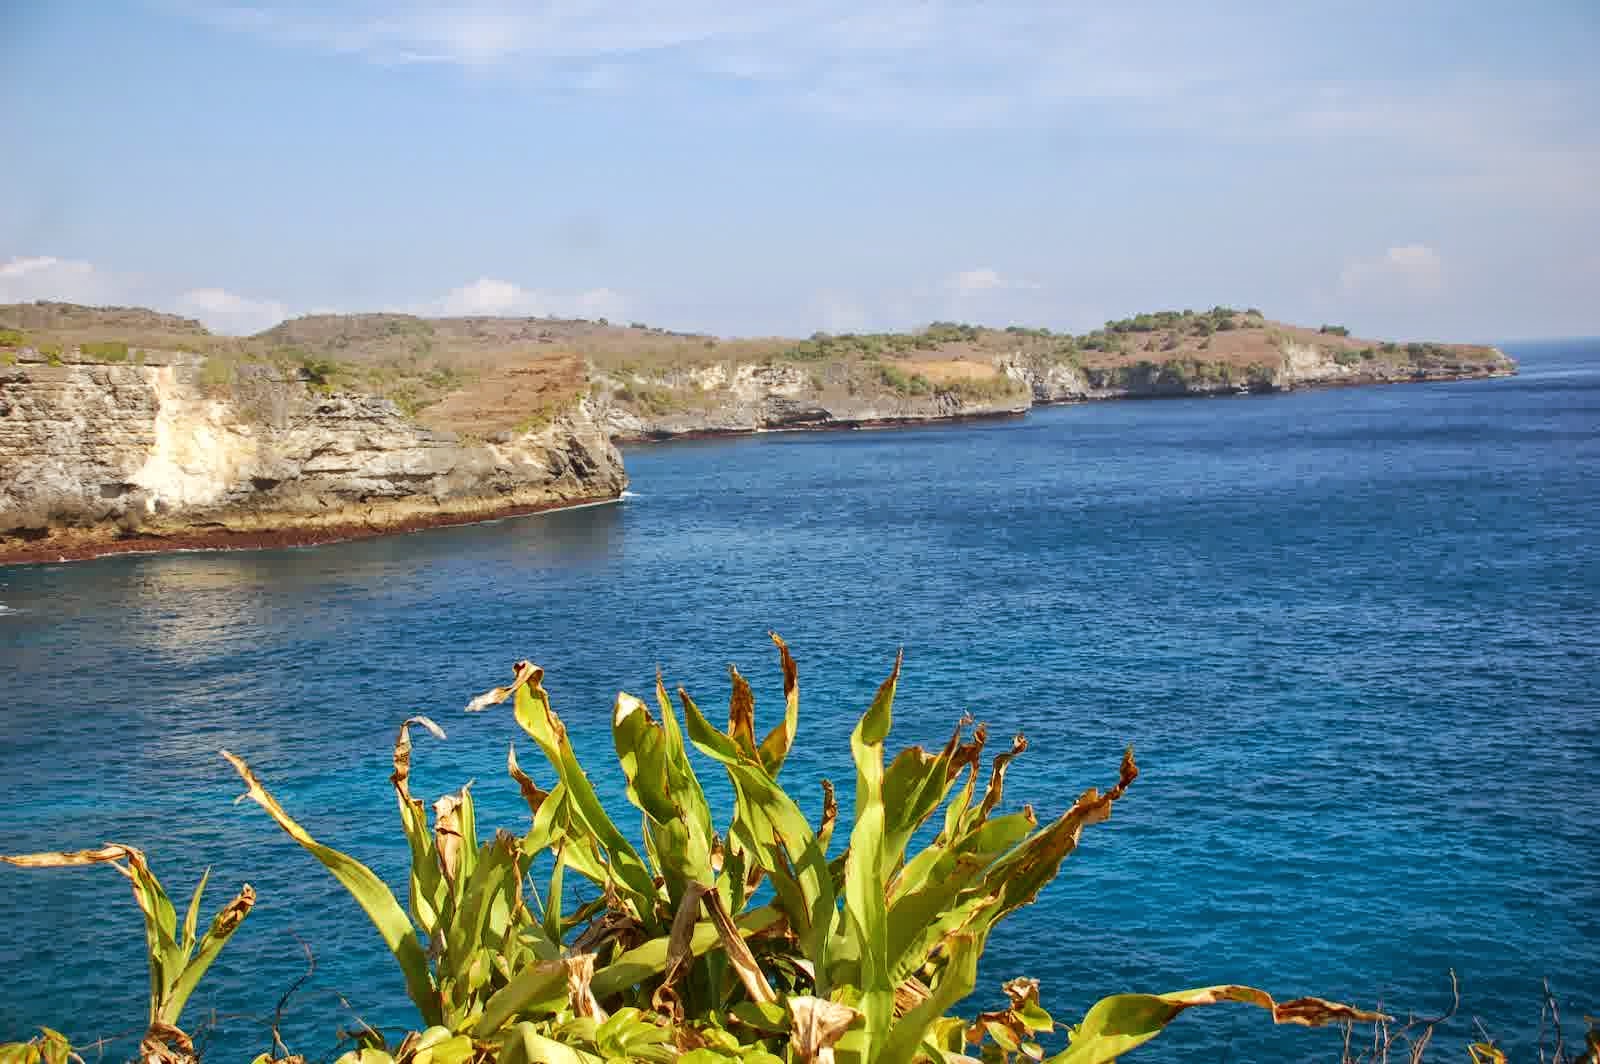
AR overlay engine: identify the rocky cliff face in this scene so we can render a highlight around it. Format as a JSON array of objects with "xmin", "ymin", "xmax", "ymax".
[
  {"xmin": 0, "ymin": 350, "xmax": 626, "ymax": 559},
  {"xmin": 594, "ymin": 361, "xmax": 1029, "ymax": 441},
  {"xmin": 998, "ymin": 343, "xmax": 1517, "ymax": 402},
  {"xmin": 593, "ymin": 342, "xmax": 1515, "ymax": 441}
]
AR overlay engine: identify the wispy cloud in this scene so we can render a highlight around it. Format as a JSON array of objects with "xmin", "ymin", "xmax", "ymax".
[
  {"xmin": 0, "ymin": 256, "xmax": 125, "ymax": 306},
  {"xmin": 1340, "ymin": 245, "xmax": 1444, "ymax": 298},
  {"xmin": 419, "ymin": 277, "xmax": 627, "ymax": 320},
  {"xmin": 946, "ymin": 268, "xmax": 1041, "ymax": 295},
  {"xmin": 175, "ymin": 287, "xmax": 291, "ymax": 334},
  {"xmin": 1, "ymin": 257, "xmax": 629, "ymax": 334},
  {"xmin": 185, "ymin": 2, "xmax": 825, "ymax": 67}
]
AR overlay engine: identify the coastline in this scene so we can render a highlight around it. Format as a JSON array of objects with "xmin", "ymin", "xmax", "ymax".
[
  {"xmin": 615, "ymin": 363, "xmax": 1517, "ymax": 444},
  {"xmin": 0, "ymin": 493, "xmax": 622, "ymax": 568},
  {"xmin": 1, "ymin": 364, "xmax": 1517, "ymax": 567}
]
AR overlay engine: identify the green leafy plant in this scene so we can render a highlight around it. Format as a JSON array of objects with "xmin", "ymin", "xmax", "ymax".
[
  {"xmin": 221, "ymin": 637, "xmax": 1382, "ymax": 1064},
  {"xmin": 0, "ymin": 844, "xmax": 254, "ymax": 1062},
  {"xmin": 0, "ymin": 1027, "xmax": 72, "ymax": 1064}
]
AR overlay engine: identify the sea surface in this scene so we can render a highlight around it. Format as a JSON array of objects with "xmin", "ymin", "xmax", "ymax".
[{"xmin": 1, "ymin": 341, "xmax": 1596, "ymax": 1061}]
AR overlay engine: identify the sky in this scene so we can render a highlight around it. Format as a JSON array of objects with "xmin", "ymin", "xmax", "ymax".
[{"xmin": 1, "ymin": 2, "xmax": 1596, "ymax": 340}]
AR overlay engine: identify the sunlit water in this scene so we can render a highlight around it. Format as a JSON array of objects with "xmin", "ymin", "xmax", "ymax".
[{"xmin": 2, "ymin": 341, "xmax": 1596, "ymax": 1061}]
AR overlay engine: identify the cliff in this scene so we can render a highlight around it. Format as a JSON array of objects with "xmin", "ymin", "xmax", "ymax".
[
  {"xmin": 0, "ymin": 303, "xmax": 1516, "ymax": 561},
  {"xmin": 592, "ymin": 313, "xmax": 1515, "ymax": 440},
  {"xmin": 0, "ymin": 348, "xmax": 625, "ymax": 563},
  {"xmin": 593, "ymin": 359, "xmax": 1029, "ymax": 440}
]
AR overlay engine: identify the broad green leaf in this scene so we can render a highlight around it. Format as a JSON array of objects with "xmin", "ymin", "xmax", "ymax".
[
  {"xmin": 878, "ymin": 933, "xmax": 981, "ymax": 1064},
  {"xmin": 163, "ymin": 882, "xmax": 255, "ymax": 1025},
  {"xmin": 1046, "ymin": 985, "xmax": 1388, "ymax": 1064},
  {"xmin": 332, "ymin": 1051, "xmax": 395, "ymax": 1064},
  {"xmin": 472, "ymin": 959, "xmax": 568, "ymax": 1035},
  {"xmin": 840, "ymin": 652, "xmax": 901, "ymax": 1064},
  {"xmin": 511, "ymin": 669, "xmax": 660, "ymax": 920},
  {"xmin": 681, "ymin": 688, "xmax": 835, "ymax": 968},
  {"xmin": 222, "ymin": 750, "xmax": 442, "ymax": 1027},
  {"xmin": 180, "ymin": 866, "xmax": 210, "ymax": 954},
  {"xmin": 500, "ymin": 1022, "xmax": 605, "ymax": 1064},
  {"xmin": 589, "ymin": 905, "xmax": 783, "ymax": 999}
]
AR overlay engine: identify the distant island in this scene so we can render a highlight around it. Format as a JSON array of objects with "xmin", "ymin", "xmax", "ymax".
[{"xmin": 0, "ymin": 302, "xmax": 1515, "ymax": 563}]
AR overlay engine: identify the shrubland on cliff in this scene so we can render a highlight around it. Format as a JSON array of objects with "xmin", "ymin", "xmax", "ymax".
[{"xmin": 0, "ymin": 347, "xmax": 625, "ymax": 559}]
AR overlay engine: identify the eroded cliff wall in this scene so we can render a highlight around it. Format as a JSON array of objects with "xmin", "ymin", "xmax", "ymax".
[
  {"xmin": 593, "ymin": 360, "xmax": 1030, "ymax": 440},
  {"xmin": 0, "ymin": 350, "xmax": 625, "ymax": 557}
]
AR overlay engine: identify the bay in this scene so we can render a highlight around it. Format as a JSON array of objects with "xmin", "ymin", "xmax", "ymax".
[{"xmin": 1, "ymin": 340, "xmax": 1595, "ymax": 1060}]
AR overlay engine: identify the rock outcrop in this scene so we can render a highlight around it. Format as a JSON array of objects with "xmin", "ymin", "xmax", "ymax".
[
  {"xmin": 594, "ymin": 361, "xmax": 1029, "ymax": 441},
  {"xmin": 0, "ymin": 350, "xmax": 625, "ymax": 561},
  {"xmin": 595, "ymin": 342, "xmax": 1516, "ymax": 441},
  {"xmin": 997, "ymin": 344, "xmax": 1517, "ymax": 403}
]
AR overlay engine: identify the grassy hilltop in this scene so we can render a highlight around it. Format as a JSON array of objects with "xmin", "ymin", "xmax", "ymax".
[{"xmin": 0, "ymin": 302, "xmax": 1511, "ymax": 436}]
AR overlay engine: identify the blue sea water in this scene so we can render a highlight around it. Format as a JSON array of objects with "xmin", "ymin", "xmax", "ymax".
[{"xmin": 1, "ymin": 341, "xmax": 1596, "ymax": 1061}]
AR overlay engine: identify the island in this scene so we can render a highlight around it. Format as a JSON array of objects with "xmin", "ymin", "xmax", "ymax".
[{"xmin": 0, "ymin": 302, "xmax": 1516, "ymax": 563}]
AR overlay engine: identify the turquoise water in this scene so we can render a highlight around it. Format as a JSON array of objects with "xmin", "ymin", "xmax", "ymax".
[{"xmin": 2, "ymin": 342, "xmax": 1596, "ymax": 1060}]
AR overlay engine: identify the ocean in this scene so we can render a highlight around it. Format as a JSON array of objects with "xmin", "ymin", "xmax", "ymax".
[{"xmin": 1, "ymin": 340, "xmax": 1595, "ymax": 1061}]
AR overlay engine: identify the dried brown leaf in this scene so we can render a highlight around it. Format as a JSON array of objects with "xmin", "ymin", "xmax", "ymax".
[
  {"xmin": 506, "ymin": 744, "xmax": 550, "ymax": 816},
  {"xmin": 138, "ymin": 1022, "xmax": 195, "ymax": 1064},
  {"xmin": 727, "ymin": 664, "xmax": 757, "ymax": 756},
  {"xmin": 432, "ymin": 792, "xmax": 465, "ymax": 887},
  {"xmin": 702, "ymin": 885, "xmax": 776, "ymax": 1005},
  {"xmin": 464, "ymin": 660, "xmax": 542, "ymax": 713},
  {"xmin": 978, "ymin": 733, "xmax": 1030, "ymax": 822},
  {"xmin": 651, "ymin": 881, "xmax": 709, "ymax": 1018},
  {"xmin": 564, "ymin": 953, "xmax": 608, "ymax": 1022},
  {"xmin": 789, "ymin": 996, "xmax": 861, "ymax": 1064},
  {"xmin": 390, "ymin": 716, "xmax": 446, "ymax": 805},
  {"xmin": 1, "ymin": 844, "xmax": 137, "ymax": 869}
]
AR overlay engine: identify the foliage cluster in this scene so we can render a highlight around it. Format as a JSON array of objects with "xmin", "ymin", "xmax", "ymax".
[
  {"xmin": 80, "ymin": 340, "xmax": 132, "ymax": 363},
  {"xmin": 943, "ymin": 374, "xmax": 1027, "ymax": 402},
  {"xmin": 0, "ymin": 642, "xmax": 1402, "ymax": 1064},
  {"xmin": 875, "ymin": 363, "xmax": 933, "ymax": 397}
]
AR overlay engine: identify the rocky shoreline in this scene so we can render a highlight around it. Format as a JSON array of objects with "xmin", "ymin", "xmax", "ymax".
[
  {"xmin": 602, "ymin": 357, "xmax": 1516, "ymax": 443},
  {"xmin": 0, "ymin": 494, "xmax": 621, "ymax": 566},
  {"xmin": 0, "ymin": 352, "xmax": 628, "ymax": 566}
]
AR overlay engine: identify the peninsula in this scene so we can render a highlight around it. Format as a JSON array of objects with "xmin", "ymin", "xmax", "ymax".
[{"xmin": 0, "ymin": 302, "xmax": 1515, "ymax": 563}]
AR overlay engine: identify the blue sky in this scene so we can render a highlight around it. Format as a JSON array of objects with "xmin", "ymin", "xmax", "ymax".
[{"xmin": 1, "ymin": 2, "xmax": 1596, "ymax": 339}]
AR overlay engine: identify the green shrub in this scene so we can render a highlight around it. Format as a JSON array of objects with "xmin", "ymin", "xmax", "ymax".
[
  {"xmin": 1319, "ymin": 324, "xmax": 1350, "ymax": 337},
  {"xmin": 1333, "ymin": 348, "xmax": 1362, "ymax": 366},
  {"xmin": 876, "ymin": 363, "xmax": 932, "ymax": 396},
  {"xmin": 0, "ymin": 328, "xmax": 24, "ymax": 348},
  {"xmin": 80, "ymin": 340, "xmax": 130, "ymax": 362},
  {"xmin": 210, "ymin": 640, "xmax": 1382, "ymax": 1063},
  {"xmin": 947, "ymin": 373, "xmax": 1023, "ymax": 402},
  {"xmin": 1, "ymin": 844, "xmax": 253, "ymax": 1058}
]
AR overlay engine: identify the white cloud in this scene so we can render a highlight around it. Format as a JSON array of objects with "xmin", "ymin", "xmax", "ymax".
[
  {"xmin": 188, "ymin": 2, "xmax": 815, "ymax": 68},
  {"xmin": 424, "ymin": 277, "xmax": 628, "ymax": 321},
  {"xmin": 1340, "ymin": 245, "xmax": 1445, "ymax": 297},
  {"xmin": 174, "ymin": 287, "xmax": 291, "ymax": 335},
  {"xmin": 946, "ymin": 268, "xmax": 1041, "ymax": 295},
  {"xmin": 0, "ymin": 256, "xmax": 123, "ymax": 305}
]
